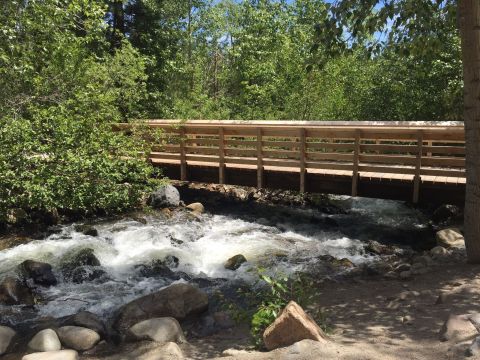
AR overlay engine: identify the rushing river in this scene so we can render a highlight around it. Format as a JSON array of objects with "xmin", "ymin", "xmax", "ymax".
[{"xmin": 0, "ymin": 196, "xmax": 431, "ymax": 324}]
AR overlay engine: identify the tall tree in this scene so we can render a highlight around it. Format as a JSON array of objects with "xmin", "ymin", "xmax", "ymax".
[
  {"xmin": 315, "ymin": 0, "xmax": 479, "ymax": 262},
  {"xmin": 459, "ymin": 0, "xmax": 480, "ymax": 263}
]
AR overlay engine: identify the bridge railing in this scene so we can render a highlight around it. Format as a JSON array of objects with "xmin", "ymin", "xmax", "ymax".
[{"xmin": 120, "ymin": 120, "xmax": 466, "ymax": 203}]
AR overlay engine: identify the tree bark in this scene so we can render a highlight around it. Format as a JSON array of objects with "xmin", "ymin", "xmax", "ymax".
[{"xmin": 459, "ymin": 0, "xmax": 480, "ymax": 263}]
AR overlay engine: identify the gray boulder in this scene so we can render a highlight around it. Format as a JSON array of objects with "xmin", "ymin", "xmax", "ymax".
[
  {"xmin": 224, "ymin": 254, "xmax": 247, "ymax": 271},
  {"xmin": 28, "ymin": 329, "xmax": 61, "ymax": 352},
  {"xmin": 57, "ymin": 326, "xmax": 100, "ymax": 351},
  {"xmin": 22, "ymin": 350, "xmax": 78, "ymax": 360},
  {"xmin": 0, "ymin": 277, "xmax": 35, "ymax": 305},
  {"xmin": 74, "ymin": 224, "xmax": 99, "ymax": 237},
  {"xmin": 147, "ymin": 185, "xmax": 180, "ymax": 208},
  {"xmin": 19, "ymin": 260, "xmax": 57, "ymax": 287},
  {"xmin": 114, "ymin": 283, "xmax": 208, "ymax": 333},
  {"xmin": 0, "ymin": 325, "xmax": 16, "ymax": 355},
  {"xmin": 127, "ymin": 317, "xmax": 186, "ymax": 343}
]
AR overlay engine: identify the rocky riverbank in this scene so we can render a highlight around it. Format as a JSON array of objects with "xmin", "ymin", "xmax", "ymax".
[{"xmin": 0, "ymin": 183, "xmax": 471, "ymax": 359}]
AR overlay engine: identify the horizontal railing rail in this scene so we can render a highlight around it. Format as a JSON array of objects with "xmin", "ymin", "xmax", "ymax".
[{"xmin": 118, "ymin": 120, "xmax": 466, "ymax": 203}]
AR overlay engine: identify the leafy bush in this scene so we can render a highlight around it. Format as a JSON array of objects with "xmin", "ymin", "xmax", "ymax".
[{"xmin": 0, "ymin": 0, "xmax": 162, "ymax": 223}]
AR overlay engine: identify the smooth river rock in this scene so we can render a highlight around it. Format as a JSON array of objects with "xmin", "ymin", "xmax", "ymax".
[
  {"xmin": 436, "ymin": 228, "xmax": 465, "ymax": 248},
  {"xmin": 22, "ymin": 350, "xmax": 78, "ymax": 360},
  {"xmin": 128, "ymin": 317, "xmax": 186, "ymax": 343},
  {"xmin": 19, "ymin": 260, "xmax": 57, "ymax": 287},
  {"xmin": 28, "ymin": 328, "xmax": 61, "ymax": 352},
  {"xmin": 0, "ymin": 325, "xmax": 16, "ymax": 355},
  {"xmin": 224, "ymin": 254, "xmax": 247, "ymax": 270},
  {"xmin": 147, "ymin": 185, "xmax": 181, "ymax": 208},
  {"xmin": 57, "ymin": 326, "xmax": 100, "ymax": 351},
  {"xmin": 114, "ymin": 283, "xmax": 208, "ymax": 333},
  {"xmin": 186, "ymin": 202, "xmax": 204, "ymax": 214},
  {"xmin": 263, "ymin": 301, "xmax": 328, "ymax": 351},
  {"xmin": 0, "ymin": 277, "xmax": 35, "ymax": 305}
]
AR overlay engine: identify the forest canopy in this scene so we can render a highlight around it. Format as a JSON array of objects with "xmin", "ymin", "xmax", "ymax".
[{"xmin": 0, "ymin": 0, "xmax": 463, "ymax": 222}]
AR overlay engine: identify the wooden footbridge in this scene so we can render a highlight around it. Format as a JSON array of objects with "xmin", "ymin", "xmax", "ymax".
[{"xmin": 127, "ymin": 120, "xmax": 466, "ymax": 205}]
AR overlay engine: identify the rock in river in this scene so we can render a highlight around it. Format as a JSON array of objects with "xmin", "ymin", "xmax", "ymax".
[
  {"xmin": 224, "ymin": 254, "xmax": 247, "ymax": 270},
  {"xmin": 114, "ymin": 283, "xmax": 208, "ymax": 333},
  {"xmin": 57, "ymin": 326, "xmax": 100, "ymax": 351},
  {"xmin": 0, "ymin": 276, "xmax": 35, "ymax": 305},
  {"xmin": 19, "ymin": 260, "xmax": 57, "ymax": 287},
  {"xmin": 147, "ymin": 185, "xmax": 181, "ymax": 208}
]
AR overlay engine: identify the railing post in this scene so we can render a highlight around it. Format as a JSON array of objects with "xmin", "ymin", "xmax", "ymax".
[
  {"xmin": 413, "ymin": 130, "xmax": 423, "ymax": 203},
  {"xmin": 219, "ymin": 127, "xmax": 225, "ymax": 184},
  {"xmin": 299, "ymin": 128, "xmax": 306, "ymax": 193},
  {"xmin": 351, "ymin": 129, "xmax": 361, "ymax": 197},
  {"xmin": 257, "ymin": 127, "xmax": 263, "ymax": 189},
  {"xmin": 180, "ymin": 127, "xmax": 187, "ymax": 181}
]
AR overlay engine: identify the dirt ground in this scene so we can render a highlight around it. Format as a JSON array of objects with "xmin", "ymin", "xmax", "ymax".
[{"xmin": 184, "ymin": 259, "xmax": 480, "ymax": 360}]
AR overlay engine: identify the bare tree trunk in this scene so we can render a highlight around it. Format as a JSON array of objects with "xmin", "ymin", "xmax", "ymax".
[{"xmin": 459, "ymin": 0, "xmax": 480, "ymax": 263}]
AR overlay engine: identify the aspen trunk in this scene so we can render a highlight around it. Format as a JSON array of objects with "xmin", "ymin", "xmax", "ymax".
[{"xmin": 459, "ymin": 0, "xmax": 480, "ymax": 263}]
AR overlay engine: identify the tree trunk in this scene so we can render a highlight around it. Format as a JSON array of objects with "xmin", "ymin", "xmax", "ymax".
[{"xmin": 459, "ymin": 0, "xmax": 480, "ymax": 263}]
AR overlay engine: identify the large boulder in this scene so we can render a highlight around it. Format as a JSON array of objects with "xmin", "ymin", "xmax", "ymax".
[
  {"xmin": 436, "ymin": 228, "xmax": 465, "ymax": 248},
  {"xmin": 66, "ymin": 311, "xmax": 106, "ymax": 337},
  {"xmin": 147, "ymin": 185, "xmax": 180, "ymax": 208},
  {"xmin": 114, "ymin": 283, "xmax": 208, "ymax": 333},
  {"xmin": 0, "ymin": 326, "xmax": 16, "ymax": 355},
  {"xmin": 28, "ymin": 329, "xmax": 61, "ymax": 352},
  {"xmin": 19, "ymin": 260, "xmax": 57, "ymax": 287},
  {"xmin": 224, "ymin": 254, "xmax": 247, "ymax": 271},
  {"xmin": 263, "ymin": 301, "xmax": 328, "ymax": 351},
  {"xmin": 57, "ymin": 326, "xmax": 100, "ymax": 351},
  {"xmin": 61, "ymin": 248, "xmax": 104, "ymax": 283},
  {"xmin": 439, "ymin": 314, "xmax": 477, "ymax": 342},
  {"xmin": 127, "ymin": 318, "xmax": 186, "ymax": 344},
  {"xmin": 0, "ymin": 277, "xmax": 35, "ymax": 305},
  {"xmin": 22, "ymin": 350, "xmax": 78, "ymax": 360}
]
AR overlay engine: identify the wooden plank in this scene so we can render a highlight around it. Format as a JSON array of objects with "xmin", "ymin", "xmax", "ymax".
[
  {"xmin": 305, "ymin": 162, "xmax": 354, "ymax": 171},
  {"xmin": 225, "ymin": 139, "xmax": 257, "ymax": 147},
  {"xmin": 219, "ymin": 127, "xmax": 225, "ymax": 184},
  {"xmin": 422, "ymin": 145, "xmax": 465, "ymax": 155},
  {"xmin": 186, "ymin": 138, "xmax": 219, "ymax": 146},
  {"xmin": 351, "ymin": 130, "xmax": 360, "ymax": 196},
  {"xmin": 225, "ymin": 148, "xmax": 257, "ymax": 157},
  {"xmin": 413, "ymin": 131, "xmax": 423, "ymax": 203},
  {"xmin": 180, "ymin": 127, "xmax": 187, "ymax": 181},
  {"xmin": 359, "ymin": 154, "xmax": 417, "ymax": 165},
  {"xmin": 263, "ymin": 140, "xmax": 297, "ymax": 148},
  {"xmin": 307, "ymin": 152, "xmax": 354, "ymax": 162},
  {"xmin": 360, "ymin": 144, "xmax": 417, "ymax": 153},
  {"xmin": 263, "ymin": 149, "xmax": 300, "ymax": 159},
  {"xmin": 307, "ymin": 142, "xmax": 355, "ymax": 151},
  {"xmin": 420, "ymin": 168, "xmax": 466, "ymax": 177},
  {"xmin": 357, "ymin": 165, "xmax": 416, "ymax": 175},
  {"xmin": 185, "ymin": 146, "xmax": 219, "ymax": 155},
  {"xmin": 299, "ymin": 128, "xmax": 306, "ymax": 193},
  {"xmin": 421, "ymin": 157, "xmax": 465, "ymax": 168},
  {"xmin": 257, "ymin": 128, "xmax": 263, "ymax": 188}
]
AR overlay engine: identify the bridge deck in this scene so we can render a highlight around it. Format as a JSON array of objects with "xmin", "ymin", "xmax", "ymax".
[{"xmin": 118, "ymin": 120, "xmax": 466, "ymax": 205}]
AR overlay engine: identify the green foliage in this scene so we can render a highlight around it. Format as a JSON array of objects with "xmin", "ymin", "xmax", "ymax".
[
  {"xmin": 249, "ymin": 269, "xmax": 324, "ymax": 348},
  {"xmin": 0, "ymin": 0, "xmax": 161, "ymax": 223}
]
